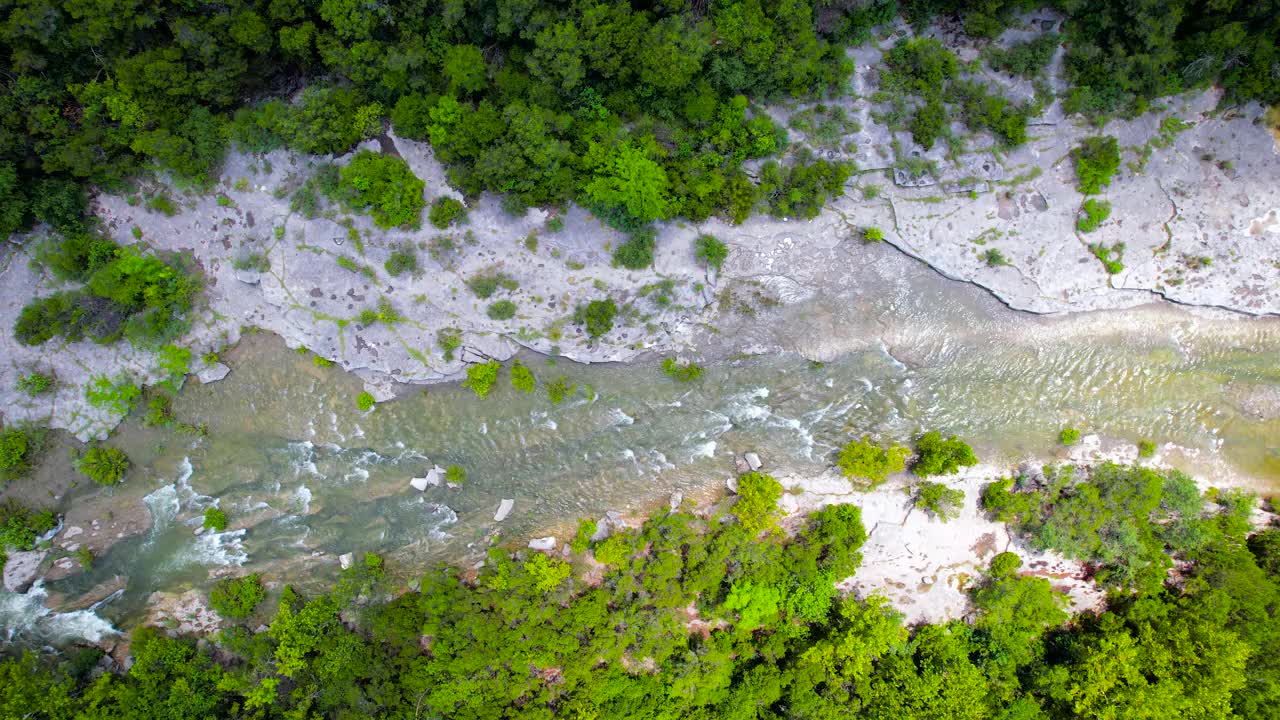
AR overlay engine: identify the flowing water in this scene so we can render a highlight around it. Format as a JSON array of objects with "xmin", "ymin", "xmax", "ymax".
[{"xmin": 4, "ymin": 252, "xmax": 1280, "ymax": 644}]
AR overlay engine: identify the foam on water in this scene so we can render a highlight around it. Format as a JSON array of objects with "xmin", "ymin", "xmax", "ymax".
[
  {"xmin": 0, "ymin": 582, "xmax": 117, "ymax": 645},
  {"xmin": 691, "ymin": 441, "xmax": 717, "ymax": 460},
  {"xmin": 294, "ymin": 485, "xmax": 313, "ymax": 514},
  {"xmin": 609, "ymin": 408, "xmax": 636, "ymax": 426}
]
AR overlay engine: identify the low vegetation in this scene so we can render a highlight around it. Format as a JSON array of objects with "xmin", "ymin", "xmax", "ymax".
[
  {"xmin": 1072, "ymin": 136, "xmax": 1121, "ymax": 195},
  {"xmin": 1076, "ymin": 198, "xmax": 1112, "ymax": 232},
  {"xmin": 463, "ymin": 361, "xmax": 500, "ymax": 398},
  {"xmin": 76, "ymin": 446, "xmax": 130, "ymax": 486},
  {"xmin": 661, "ymin": 358, "xmax": 704, "ymax": 383},
  {"xmin": 575, "ymin": 298, "xmax": 617, "ymax": 338},
  {"xmin": 203, "ymin": 507, "xmax": 228, "ymax": 532},
  {"xmin": 209, "ymin": 574, "xmax": 265, "ymax": 619},
  {"xmin": 325, "ymin": 151, "xmax": 425, "ymax": 229}
]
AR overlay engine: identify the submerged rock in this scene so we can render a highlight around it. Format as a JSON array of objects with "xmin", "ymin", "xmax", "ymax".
[
  {"xmin": 196, "ymin": 362, "xmax": 231, "ymax": 384},
  {"xmin": 3, "ymin": 550, "xmax": 46, "ymax": 593},
  {"xmin": 494, "ymin": 499, "xmax": 515, "ymax": 522}
]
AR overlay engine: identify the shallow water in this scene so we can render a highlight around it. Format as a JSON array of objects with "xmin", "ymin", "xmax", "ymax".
[{"xmin": 6, "ymin": 253, "xmax": 1280, "ymax": 644}]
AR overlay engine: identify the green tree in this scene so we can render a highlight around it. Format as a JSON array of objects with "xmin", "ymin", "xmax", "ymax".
[
  {"xmin": 912, "ymin": 431, "xmax": 978, "ymax": 477},
  {"xmin": 76, "ymin": 446, "xmax": 130, "ymax": 486},
  {"xmin": 584, "ymin": 142, "xmax": 670, "ymax": 227},
  {"xmin": 837, "ymin": 436, "xmax": 910, "ymax": 489},
  {"xmin": 734, "ymin": 471, "xmax": 784, "ymax": 533}
]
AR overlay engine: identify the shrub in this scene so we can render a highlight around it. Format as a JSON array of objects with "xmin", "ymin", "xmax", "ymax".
[
  {"xmin": 329, "ymin": 151, "xmax": 425, "ymax": 229},
  {"xmin": 510, "ymin": 361, "xmax": 535, "ymax": 392},
  {"xmin": 468, "ymin": 273, "xmax": 518, "ymax": 299},
  {"xmin": 837, "ymin": 436, "xmax": 910, "ymax": 490},
  {"xmin": 575, "ymin": 298, "xmax": 617, "ymax": 338},
  {"xmin": 487, "ymin": 300, "xmax": 517, "ymax": 320},
  {"xmin": 547, "ymin": 376, "xmax": 576, "ymax": 404},
  {"xmin": 203, "ymin": 507, "xmax": 228, "ymax": 532},
  {"xmin": 524, "ymin": 553, "xmax": 572, "ymax": 593},
  {"xmin": 76, "ymin": 446, "xmax": 130, "ymax": 486},
  {"xmin": 912, "ymin": 431, "xmax": 978, "ymax": 477},
  {"xmin": 1076, "ymin": 199, "xmax": 1112, "ymax": 233},
  {"xmin": 984, "ymin": 33, "xmax": 1059, "ymax": 79},
  {"xmin": 914, "ymin": 481, "xmax": 964, "ymax": 521},
  {"xmin": 863, "ymin": 227, "xmax": 884, "ymax": 243},
  {"xmin": 437, "ymin": 328, "xmax": 462, "ymax": 362},
  {"xmin": 17, "ymin": 373, "xmax": 53, "ymax": 396},
  {"xmin": 1138, "ymin": 440, "xmax": 1157, "ymax": 458},
  {"xmin": 989, "ymin": 551, "xmax": 1023, "ymax": 577},
  {"xmin": 1059, "ymin": 428, "xmax": 1081, "ymax": 446},
  {"xmin": 446, "ymin": 465, "xmax": 466, "ymax": 485},
  {"xmin": 357, "ymin": 392, "xmax": 375, "ymax": 411},
  {"xmin": 981, "ymin": 248, "xmax": 1009, "ymax": 267},
  {"xmin": 1089, "ymin": 242, "xmax": 1125, "ymax": 274},
  {"xmin": 570, "ymin": 519, "xmax": 598, "ymax": 554},
  {"xmin": 613, "ymin": 228, "xmax": 656, "ymax": 270},
  {"xmin": 0, "ymin": 501, "xmax": 56, "ymax": 550},
  {"xmin": 428, "ymin": 197, "xmax": 467, "ymax": 229},
  {"xmin": 85, "ymin": 375, "xmax": 141, "ymax": 415},
  {"xmin": 0, "ymin": 429, "xmax": 32, "ymax": 482},
  {"xmin": 464, "ymin": 361, "xmax": 500, "ymax": 398},
  {"xmin": 734, "ymin": 472, "xmax": 784, "ymax": 534},
  {"xmin": 694, "ymin": 234, "xmax": 728, "ymax": 271},
  {"xmin": 661, "ymin": 358, "xmax": 704, "ymax": 382},
  {"xmin": 143, "ymin": 395, "xmax": 174, "ymax": 427},
  {"xmin": 209, "ymin": 574, "xmax": 265, "ymax": 619},
  {"xmin": 233, "ymin": 252, "xmax": 270, "ymax": 272},
  {"xmin": 1071, "ymin": 136, "xmax": 1121, "ymax": 194},
  {"xmin": 384, "ymin": 245, "xmax": 418, "ymax": 276}
]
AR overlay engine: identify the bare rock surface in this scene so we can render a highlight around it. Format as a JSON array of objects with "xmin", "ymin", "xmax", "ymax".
[
  {"xmin": 3, "ymin": 550, "xmax": 46, "ymax": 593},
  {"xmin": 0, "ymin": 18, "xmax": 1275, "ymax": 444},
  {"xmin": 142, "ymin": 589, "xmax": 223, "ymax": 636}
]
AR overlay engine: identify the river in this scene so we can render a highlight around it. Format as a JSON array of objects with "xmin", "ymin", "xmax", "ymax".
[{"xmin": 4, "ymin": 248, "xmax": 1279, "ymax": 645}]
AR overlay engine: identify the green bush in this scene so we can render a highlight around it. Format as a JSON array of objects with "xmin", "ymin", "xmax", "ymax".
[
  {"xmin": 85, "ymin": 375, "xmax": 141, "ymax": 415},
  {"xmin": 16, "ymin": 373, "xmax": 53, "ymax": 396},
  {"xmin": 914, "ymin": 481, "xmax": 964, "ymax": 521},
  {"xmin": 76, "ymin": 446, "xmax": 130, "ymax": 486},
  {"xmin": 734, "ymin": 471, "xmax": 784, "ymax": 534},
  {"xmin": 468, "ymin": 273, "xmax": 518, "ymax": 299},
  {"xmin": 203, "ymin": 507, "xmax": 228, "ymax": 532},
  {"xmin": 384, "ymin": 245, "xmax": 418, "ymax": 277},
  {"xmin": 1138, "ymin": 440, "xmax": 1157, "ymax": 458},
  {"xmin": 661, "ymin": 358, "xmax": 704, "ymax": 382},
  {"xmin": 0, "ymin": 429, "xmax": 33, "ymax": 482},
  {"xmin": 209, "ymin": 574, "xmax": 265, "ymax": 619},
  {"xmin": 1076, "ymin": 199, "xmax": 1112, "ymax": 233},
  {"xmin": 428, "ymin": 197, "xmax": 467, "ymax": 229},
  {"xmin": 487, "ymin": 300, "xmax": 517, "ymax": 320},
  {"xmin": 981, "ymin": 248, "xmax": 1009, "ymax": 267},
  {"xmin": 613, "ymin": 229, "xmax": 656, "ymax": 270},
  {"xmin": 570, "ymin": 519, "xmax": 598, "ymax": 554},
  {"xmin": 837, "ymin": 436, "xmax": 910, "ymax": 490},
  {"xmin": 446, "ymin": 465, "xmax": 466, "ymax": 485},
  {"xmin": 984, "ymin": 34, "xmax": 1059, "ymax": 79},
  {"xmin": 357, "ymin": 392, "xmax": 375, "ymax": 412},
  {"xmin": 694, "ymin": 234, "xmax": 728, "ymax": 271},
  {"xmin": 863, "ymin": 227, "xmax": 884, "ymax": 243},
  {"xmin": 437, "ymin": 328, "xmax": 462, "ymax": 362},
  {"xmin": 1059, "ymin": 428, "xmax": 1081, "ymax": 446},
  {"xmin": 575, "ymin": 298, "xmax": 617, "ymax": 338},
  {"xmin": 18, "ymin": 243, "xmax": 197, "ymax": 349},
  {"xmin": 0, "ymin": 500, "xmax": 56, "ymax": 550},
  {"xmin": 989, "ymin": 551, "xmax": 1023, "ymax": 577},
  {"xmin": 912, "ymin": 431, "xmax": 978, "ymax": 477},
  {"xmin": 1072, "ymin": 136, "xmax": 1121, "ymax": 194},
  {"xmin": 510, "ymin": 361, "xmax": 535, "ymax": 392},
  {"xmin": 463, "ymin": 361, "xmax": 500, "ymax": 398},
  {"xmin": 546, "ymin": 376, "xmax": 576, "ymax": 405},
  {"xmin": 328, "ymin": 151, "xmax": 425, "ymax": 229}
]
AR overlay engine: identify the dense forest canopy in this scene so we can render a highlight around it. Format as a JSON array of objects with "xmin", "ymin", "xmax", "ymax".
[
  {"xmin": 1, "ymin": 0, "xmax": 1277, "ymax": 236},
  {"xmin": 2, "ymin": 464, "xmax": 1279, "ymax": 718}
]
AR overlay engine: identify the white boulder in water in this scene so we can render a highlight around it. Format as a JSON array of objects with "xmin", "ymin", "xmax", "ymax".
[
  {"xmin": 409, "ymin": 476, "xmax": 430, "ymax": 491},
  {"xmin": 744, "ymin": 452, "xmax": 763, "ymax": 471},
  {"xmin": 528, "ymin": 537, "xmax": 557, "ymax": 551},
  {"xmin": 726, "ymin": 476, "xmax": 739, "ymax": 493},
  {"xmin": 338, "ymin": 553, "xmax": 354, "ymax": 570},
  {"xmin": 3, "ymin": 550, "xmax": 47, "ymax": 593},
  {"xmin": 494, "ymin": 499, "xmax": 515, "ymax": 522}
]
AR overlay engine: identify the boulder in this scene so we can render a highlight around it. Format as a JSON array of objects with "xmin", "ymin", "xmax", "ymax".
[
  {"xmin": 726, "ymin": 476, "xmax": 740, "ymax": 494},
  {"xmin": 528, "ymin": 537, "xmax": 557, "ymax": 551},
  {"xmin": 338, "ymin": 552, "xmax": 354, "ymax": 570},
  {"xmin": 494, "ymin": 499, "xmax": 515, "ymax": 522},
  {"xmin": 734, "ymin": 456, "xmax": 750, "ymax": 474},
  {"xmin": 196, "ymin": 362, "xmax": 231, "ymax": 384},
  {"xmin": 3, "ymin": 550, "xmax": 46, "ymax": 593},
  {"xmin": 409, "ymin": 476, "xmax": 430, "ymax": 492},
  {"xmin": 744, "ymin": 452, "xmax": 763, "ymax": 471}
]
